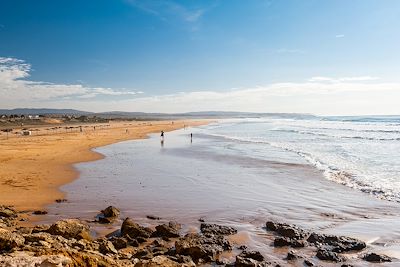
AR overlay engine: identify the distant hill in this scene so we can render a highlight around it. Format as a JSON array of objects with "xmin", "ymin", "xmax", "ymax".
[
  {"xmin": 94, "ymin": 111, "xmax": 317, "ymax": 120},
  {"xmin": 0, "ymin": 108, "xmax": 92, "ymax": 115},
  {"xmin": 0, "ymin": 108, "xmax": 316, "ymax": 120}
]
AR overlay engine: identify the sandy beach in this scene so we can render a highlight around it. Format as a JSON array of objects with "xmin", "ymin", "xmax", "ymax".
[{"xmin": 0, "ymin": 120, "xmax": 209, "ymax": 211}]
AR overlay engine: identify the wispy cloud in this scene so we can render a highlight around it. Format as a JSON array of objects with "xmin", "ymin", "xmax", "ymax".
[
  {"xmin": 309, "ymin": 76, "xmax": 379, "ymax": 83},
  {"xmin": 335, "ymin": 34, "xmax": 345, "ymax": 38},
  {"xmin": 126, "ymin": 0, "xmax": 207, "ymax": 24},
  {"xmin": 0, "ymin": 57, "xmax": 142, "ymax": 102},
  {"xmin": 52, "ymin": 79, "xmax": 400, "ymax": 115},
  {"xmin": 2, "ymin": 57, "xmax": 400, "ymax": 115}
]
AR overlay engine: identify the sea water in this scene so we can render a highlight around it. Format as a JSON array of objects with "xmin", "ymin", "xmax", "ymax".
[{"xmin": 202, "ymin": 116, "xmax": 400, "ymax": 203}]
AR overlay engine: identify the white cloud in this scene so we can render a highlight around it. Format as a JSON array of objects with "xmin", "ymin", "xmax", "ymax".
[
  {"xmin": 0, "ymin": 57, "xmax": 142, "ymax": 102},
  {"xmin": 335, "ymin": 34, "xmax": 345, "ymax": 38},
  {"xmin": 308, "ymin": 76, "xmax": 379, "ymax": 83},
  {"xmin": 2, "ymin": 57, "xmax": 400, "ymax": 115},
  {"xmin": 126, "ymin": 0, "xmax": 206, "ymax": 23},
  {"xmin": 44, "ymin": 79, "xmax": 400, "ymax": 116}
]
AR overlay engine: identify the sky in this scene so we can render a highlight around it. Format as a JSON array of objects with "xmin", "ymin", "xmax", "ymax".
[{"xmin": 1, "ymin": 0, "xmax": 400, "ymax": 115}]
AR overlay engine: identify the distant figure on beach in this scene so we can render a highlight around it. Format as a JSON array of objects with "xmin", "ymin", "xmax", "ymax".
[
  {"xmin": 80, "ymin": 126, "xmax": 82, "ymax": 133},
  {"xmin": 190, "ymin": 133, "xmax": 193, "ymax": 143},
  {"xmin": 126, "ymin": 129, "xmax": 129, "ymax": 134},
  {"xmin": 160, "ymin": 130, "xmax": 165, "ymax": 146}
]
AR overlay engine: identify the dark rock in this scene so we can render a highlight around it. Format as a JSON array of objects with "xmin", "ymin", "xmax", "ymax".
[
  {"xmin": 175, "ymin": 233, "xmax": 232, "ymax": 262},
  {"xmin": 98, "ymin": 217, "xmax": 114, "ymax": 224},
  {"xmin": 235, "ymin": 255, "xmax": 257, "ymax": 267},
  {"xmin": 238, "ymin": 251, "xmax": 264, "ymax": 261},
  {"xmin": 273, "ymin": 237, "xmax": 305, "ymax": 248},
  {"xmin": 47, "ymin": 219, "xmax": 91, "ymax": 240},
  {"xmin": 121, "ymin": 218, "xmax": 154, "ymax": 238},
  {"xmin": 238, "ymin": 245, "xmax": 248, "ymax": 250},
  {"xmin": 147, "ymin": 215, "xmax": 161, "ymax": 220},
  {"xmin": 307, "ymin": 233, "xmax": 366, "ymax": 252},
  {"xmin": 110, "ymin": 237, "xmax": 128, "ymax": 249},
  {"xmin": 102, "ymin": 206, "xmax": 120, "ymax": 218},
  {"xmin": 0, "ymin": 206, "xmax": 17, "ymax": 218},
  {"xmin": 286, "ymin": 250, "xmax": 300, "ymax": 260},
  {"xmin": 152, "ymin": 246, "xmax": 169, "ymax": 256},
  {"xmin": 200, "ymin": 223, "xmax": 237, "ymax": 236},
  {"xmin": 127, "ymin": 238, "xmax": 139, "ymax": 247},
  {"xmin": 174, "ymin": 255, "xmax": 194, "ymax": 264},
  {"xmin": 55, "ymin": 198, "xmax": 67, "ymax": 203},
  {"xmin": 99, "ymin": 240, "xmax": 118, "ymax": 254},
  {"xmin": 152, "ymin": 239, "xmax": 166, "ymax": 247},
  {"xmin": 304, "ymin": 259, "xmax": 314, "ymax": 266},
  {"xmin": 215, "ymin": 258, "xmax": 230, "ymax": 265},
  {"xmin": 265, "ymin": 221, "xmax": 277, "ymax": 231},
  {"xmin": 134, "ymin": 248, "xmax": 153, "ymax": 259},
  {"xmin": 33, "ymin": 210, "xmax": 48, "ymax": 215},
  {"xmin": 316, "ymin": 248, "xmax": 342, "ymax": 262},
  {"xmin": 265, "ymin": 221, "xmax": 307, "ymax": 240},
  {"xmin": 363, "ymin": 252, "xmax": 392, "ymax": 262},
  {"xmin": 137, "ymin": 236, "xmax": 149, "ymax": 243},
  {"xmin": 154, "ymin": 221, "xmax": 181, "ymax": 238},
  {"xmin": 0, "ymin": 228, "xmax": 25, "ymax": 251}
]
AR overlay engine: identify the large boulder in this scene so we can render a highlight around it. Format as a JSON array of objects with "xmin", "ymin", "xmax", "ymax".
[
  {"xmin": 307, "ymin": 233, "xmax": 365, "ymax": 252},
  {"xmin": 175, "ymin": 233, "xmax": 231, "ymax": 262},
  {"xmin": 316, "ymin": 248, "xmax": 343, "ymax": 262},
  {"xmin": 154, "ymin": 221, "xmax": 181, "ymax": 238},
  {"xmin": 235, "ymin": 251, "xmax": 269, "ymax": 267},
  {"xmin": 47, "ymin": 219, "xmax": 91, "ymax": 240},
  {"xmin": 265, "ymin": 221, "xmax": 308, "ymax": 240},
  {"xmin": 23, "ymin": 232, "xmax": 55, "ymax": 244},
  {"xmin": 0, "ymin": 206, "xmax": 17, "ymax": 218},
  {"xmin": 363, "ymin": 252, "xmax": 392, "ymax": 262},
  {"xmin": 273, "ymin": 237, "xmax": 305, "ymax": 248},
  {"xmin": 200, "ymin": 223, "xmax": 237, "ymax": 236},
  {"xmin": 99, "ymin": 240, "xmax": 118, "ymax": 255},
  {"xmin": 102, "ymin": 206, "xmax": 120, "ymax": 218},
  {"xmin": 0, "ymin": 228, "xmax": 25, "ymax": 251},
  {"xmin": 238, "ymin": 251, "xmax": 264, "ymax": 261},
  {"xmin": 121, "ymin": 218, "xmax": 154, "ymax": 239}
]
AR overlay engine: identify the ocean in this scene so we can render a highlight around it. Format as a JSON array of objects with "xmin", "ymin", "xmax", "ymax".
[{"xmin": 203, "ymin": 116, "xmax": 400, "ymax": 203}]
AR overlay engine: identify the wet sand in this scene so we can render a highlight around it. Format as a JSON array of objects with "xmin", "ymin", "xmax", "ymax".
[
  {"xmin": 35, "ymin": 125, "xmax": 400, "ymax": 265},
  {"xmin": 0, "ymin": 120, "xmax": 210, "ymax": 211}
]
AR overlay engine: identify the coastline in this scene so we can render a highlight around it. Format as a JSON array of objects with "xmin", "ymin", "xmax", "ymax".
[
  {"xmin": 0, "ymin": 120, "xmax": 211, "ymax": 211},
  {"xmin": 1, "ymin": 119, "xmax": 399, "ymax": 266}
]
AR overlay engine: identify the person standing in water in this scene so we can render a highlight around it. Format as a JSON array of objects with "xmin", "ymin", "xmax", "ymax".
[
  {"xmin": 160, "ymin": 130, "xmax": 164, "ymax": 141},
  {"xmin": 190, "ymin": 133, "xmax": 193, "ymax": 143}
]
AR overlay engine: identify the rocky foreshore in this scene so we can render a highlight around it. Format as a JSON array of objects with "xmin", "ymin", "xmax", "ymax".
[{"xmin": 0, "ymin": 205, "xmax": 395, "ymax": 266}]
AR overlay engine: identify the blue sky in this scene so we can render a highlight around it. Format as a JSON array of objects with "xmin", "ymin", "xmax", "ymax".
[{"xmin": 1, "ymin": 0, "xmax": 400, "ymax": 114}]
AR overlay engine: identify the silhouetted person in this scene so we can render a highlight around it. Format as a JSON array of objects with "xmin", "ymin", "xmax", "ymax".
[
  {"xmin": 161, "ymin": 130, "xmax": 164, "ymax": 141},
  {"xmin": 190, "ymin": 133, "xmax": 193, "ymax": 143}
]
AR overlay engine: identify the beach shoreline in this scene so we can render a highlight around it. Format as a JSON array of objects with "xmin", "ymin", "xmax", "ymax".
[{"xmin": 0, "ymin": 120, "xmax": 211, "ymax": 211}]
